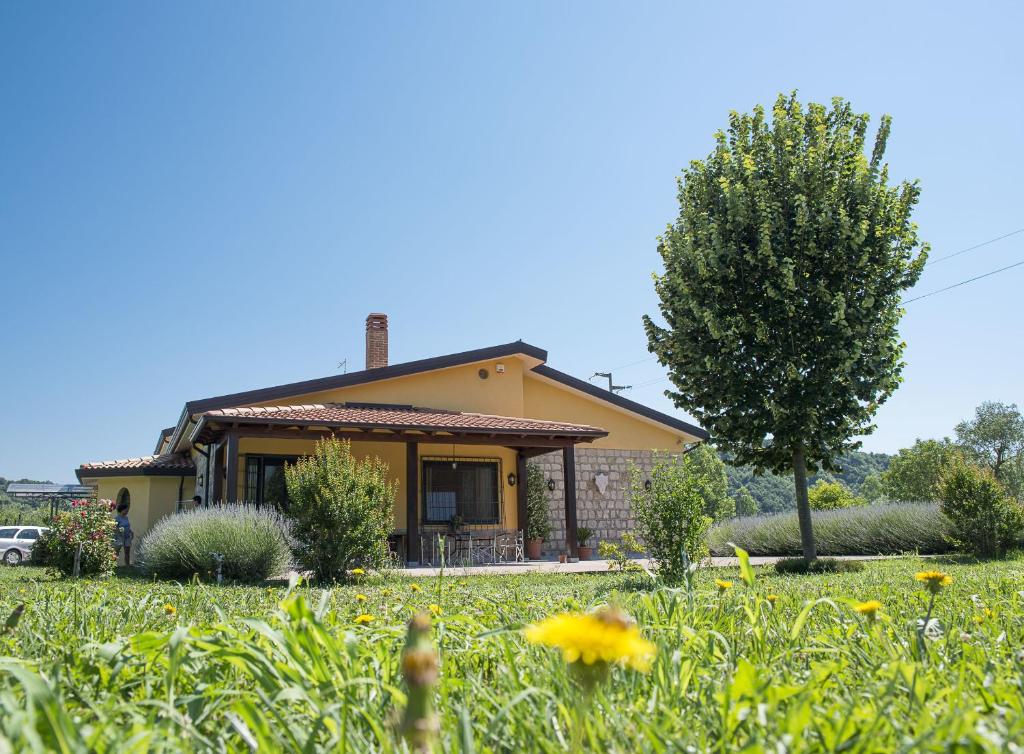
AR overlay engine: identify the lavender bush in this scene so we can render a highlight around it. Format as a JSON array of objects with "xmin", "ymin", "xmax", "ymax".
[{"xmin": 708, "ymin": 502, "xmax": 953, "ymax": 556}]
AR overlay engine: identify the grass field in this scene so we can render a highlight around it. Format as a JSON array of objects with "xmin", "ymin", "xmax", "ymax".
[{"xmin": 1, "ymin": 556, "xmax": 1022, "ymax": 752}]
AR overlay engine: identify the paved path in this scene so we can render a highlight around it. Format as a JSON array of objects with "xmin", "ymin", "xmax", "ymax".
[{"xmin": 398, "ymin": 554, "xmax": 900, "ymax": 578}]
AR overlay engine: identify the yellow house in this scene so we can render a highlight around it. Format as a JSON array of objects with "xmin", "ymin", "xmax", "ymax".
[{"xmin": 76, "ymin": 314, "xmax": 707, "ymax": 562}]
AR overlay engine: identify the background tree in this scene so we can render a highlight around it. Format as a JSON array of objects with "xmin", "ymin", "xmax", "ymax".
[
  {"xmin": 733, "ymin": 485, "xmax": 759, "ymax": 516},
  {"xmin": 645, "ymin": 93, "xmax": 927, "ymax": 562},
  {"xmin": 881, "ymin": 438, "xmax": 962, "ymax": 502},
  {"xmin": 685, "ymin": 445, "xmax": 735, "ymax": 520},
  {"xmin": 859, "ymin": 472, "xmax": 886, "ymax": 503},
  {"xmin": 807, "ymin": 480, "xmax": 865, "ymax": 510},
  {"xmin": 954, "ymin": 401, "xmax": 1024, "ymax": 498}
]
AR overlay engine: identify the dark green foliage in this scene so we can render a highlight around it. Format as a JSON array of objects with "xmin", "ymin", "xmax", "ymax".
[
  {"xmin": 773, "ymin": 557, "xmax": 865, "ymax": 575},
  {"xmin": 525, "ymin": 464, "xmax": 552, "ymax": 541},
  {"xmin": 0, "ymin": 501, "xmax": 51, "ymax": 527},
  {"xmin": 285, "ymin": 438, "xmax": 397, "ymax": 581},
  {"xmin": 646, "ymin": 93, "xmax": 927, "ymax": 560},
  {"xmin": 724, "ymin": 450, "xmax": 891, "ymax": 513},
  {"xmin": 686, "ymin": 445, "xmax": 734, "ymax": 520},
  {"xmin": 938, "ymin": 459, "xmax": 1024, "ymax": 558},
  {"xmin": 881, "ymin": 439, "xmax": 962, "ymax": 503},
  {"xmin": 708, "ymin": 503, "xmax": 952, "ymax": 556}
]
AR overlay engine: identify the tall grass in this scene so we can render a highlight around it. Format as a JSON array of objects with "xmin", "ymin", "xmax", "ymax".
[
  {"xmin": 135, "ymin": 504, "xmax": 293, "ymax": 582},
  {"xmin": 708, "ymin": 502, "xmax": 952, "ymax": 556},
  {"xmin": 0, "ymin": 558, "xmax": 1023, "ymax": 751}
]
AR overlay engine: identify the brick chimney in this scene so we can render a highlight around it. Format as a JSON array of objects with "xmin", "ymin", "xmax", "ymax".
[{"xmin": 365, "ymin": 313, "xmax": 389, "ymax": 369}]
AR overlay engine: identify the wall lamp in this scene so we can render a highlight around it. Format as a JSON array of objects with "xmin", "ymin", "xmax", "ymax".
[
  {"xmin": 507, "ymin": 472, "xmax": 517, "ymax": 486},
  {"xmin": 547, "ymin": 479, "xmax": 556, "ymax": 492}
]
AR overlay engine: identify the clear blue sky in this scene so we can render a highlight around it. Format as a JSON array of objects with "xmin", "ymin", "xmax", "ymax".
[{"xmin": 2, "ymin": 2, "xmax": 1021, "ymax": 483}]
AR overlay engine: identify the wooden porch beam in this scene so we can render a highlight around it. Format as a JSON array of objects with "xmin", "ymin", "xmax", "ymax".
[
  {"xmin": 563, "ymin": 445, "xmax": 578, "ymax": 559},
  {"xmin": 201, "ymin": 426, "xmax": 598, "ymax": 449},
  {"xmin": 516, "ymin": 451, "xmax": 528, "ymax": 535},
  {"xmin": 406, "ymin": 441, "xmax": 420, "ymax": 564},
  {"xmin": 225, "ymin": 431, "xmax": 239, "ymax": 503}
]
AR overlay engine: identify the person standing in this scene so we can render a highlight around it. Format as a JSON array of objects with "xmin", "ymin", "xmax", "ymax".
[{"xmin": 113, "ymin": 503, "xmax": 134, "ymax": 566}]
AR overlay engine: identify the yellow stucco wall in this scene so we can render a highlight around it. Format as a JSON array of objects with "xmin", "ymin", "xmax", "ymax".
[
  {"xmin": 522, "ymin": 374, "xmax": 692, "ymax": 450},
  {"xmin": 82, "ymin": 475, "xmax": 194, "ymax": 541}
]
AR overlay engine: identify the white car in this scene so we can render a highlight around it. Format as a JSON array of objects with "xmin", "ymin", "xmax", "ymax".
[{"xmin": 0, "ymin": 526, "xmax": 48, "ymax": 565}]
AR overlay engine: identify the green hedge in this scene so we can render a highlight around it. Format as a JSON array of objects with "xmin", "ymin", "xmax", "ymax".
[{"xmin": 707, "ymin": 502, "xmax": 953, "ymax": 556}]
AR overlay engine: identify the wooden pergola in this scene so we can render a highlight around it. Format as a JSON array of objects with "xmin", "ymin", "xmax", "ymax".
[{"xmin": 188, "ymin": 405, "xmax": 609, "ymax": 562}]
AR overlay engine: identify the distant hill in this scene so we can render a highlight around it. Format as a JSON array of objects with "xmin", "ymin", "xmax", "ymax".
[{"xmin": 723, "ymin": 451, "xmax": 892, "ymax": 514}]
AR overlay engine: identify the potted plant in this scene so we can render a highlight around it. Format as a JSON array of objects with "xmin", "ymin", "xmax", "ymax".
[
  {"xmin": 448, "ymin": 514, "xmax": 464, "ymax": 534},
  {"xmin": 525, "ymin": 464, "xmax": 551, "ymax": 559},
  {"xmin": 576, "ymin": 526, "xmax": 595, "ymax": 560}
]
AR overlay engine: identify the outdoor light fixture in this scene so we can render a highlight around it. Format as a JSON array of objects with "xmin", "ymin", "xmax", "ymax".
[
  {"xmin": 547, "ymin": 479, "xmax": 556, "ymax": 492},
  {"xmin": 507, "ymin": 472, "xmax": 517, "ymax": 486},
  {"xmin": 644, "ymin": 479, "xmax": 653, "ymax": 491}
]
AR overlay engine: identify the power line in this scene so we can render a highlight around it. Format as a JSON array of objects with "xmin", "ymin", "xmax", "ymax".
[
  {"xmin": 608, "ymin": 355, "xmax": 656, "ymax": 371},
  {"xmin": 925, "ymin": 227, "xmax": 1024, "ymax": 267},
  {"xmin": 904, "ymin": 257, "xmax": 1024, "ymax": 304}
]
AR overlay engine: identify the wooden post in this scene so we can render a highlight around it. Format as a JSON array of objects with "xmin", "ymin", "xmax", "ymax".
[
  {"xmin": 516, "ymin": 452, "xmax": 528, "ymax": 535},
  {"xmin": 406, "ymin": 441, "xmax": 420, "ymax": 564},
  {"xmin": 225, "ymin": 431, "xmax": 239, "ymax": 503},
  {"xmin": 562, "ymin": 445, "xmax": 579, "ymax": 559},
  {"xmin": 211, "ymin": 442, "xmax": 224, "ymax": 504}
]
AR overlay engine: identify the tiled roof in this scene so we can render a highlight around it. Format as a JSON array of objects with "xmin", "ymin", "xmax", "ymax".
[
  {"xmin": 204, "ymin": 403, "xmax": 607, "ymax": 436},
  {"xmin": 78, "ymin": 453, "xmax": 196, "ymax": 473}
]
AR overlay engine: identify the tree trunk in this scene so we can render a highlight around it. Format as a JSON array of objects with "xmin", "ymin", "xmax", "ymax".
[{"xmin": 793, "ymin": 446, "xmax": 817, "ymax": 563}]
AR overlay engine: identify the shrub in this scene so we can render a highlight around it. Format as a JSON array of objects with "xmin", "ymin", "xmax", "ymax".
[
  {"xmin": 685, "ymin": 445, "xmax": 734, "ymax": 520},
  {"xmin": 707, "ymin": 502, "xmax": 952, "ymax": 556},
  {"xmin": 285, "ymin": 438, "xmax": 396, "ymax": 581},
  {"xmin": 808, "ymin": 480, "xmax": 866, "ymax": 510},
  {"xmin": 135, "ymin": 505, "xmax": 292, "ymax": 582},
  {"xmin": 938, "ymin": 459, "xmax": 1024, "ymax": 558},
  {"xmin": 525, "ymin": 463, "xmax": 552, "ymax": 541},
  {"xmin": 629, "ymin": 454, "xmax": 712, "ymax": 584},
  {"xmin": 773, "ymin": 557, "xmax": 865, "ymax": 574},
  {"xmin": 40, "ymin": 498, "xmax": 116, "ymax": 577}
]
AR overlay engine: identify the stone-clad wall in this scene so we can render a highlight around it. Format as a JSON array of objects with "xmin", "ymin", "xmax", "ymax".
[{"xmin": 532, "ymin": 448, "xmax": 671, "ymax": 556}]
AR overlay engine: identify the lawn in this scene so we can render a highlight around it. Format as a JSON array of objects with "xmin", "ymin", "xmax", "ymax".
[{"xmin": 1, "ymin": 557, "xmax": 1022, "ymax": 752}]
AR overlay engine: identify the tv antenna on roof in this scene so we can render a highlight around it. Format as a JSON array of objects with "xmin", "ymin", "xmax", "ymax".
[
  {"xmin": 590, "ymin": 372, "xmax": 631, "ymax": 394},
  {"xmin": 337, "ymin": 359, "xmax": 348, "ymax": 374}
]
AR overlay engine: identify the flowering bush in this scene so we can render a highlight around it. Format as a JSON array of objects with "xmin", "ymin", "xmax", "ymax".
[{"xmin": 38, "ymin": 498, "xmax": 116, "ymax": 577}]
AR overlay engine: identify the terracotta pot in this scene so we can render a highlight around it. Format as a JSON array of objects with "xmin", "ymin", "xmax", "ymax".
[
  {"xmin": 558, "ymin": 554, "xmax": 567, "ymax": 564},
  {"xmin": 577, "ymin": 546, "xmax": 593, "ymax": 561},
  {"xmin": 526, "ymin": 538, "xmax": 543, "ymax": 560}
]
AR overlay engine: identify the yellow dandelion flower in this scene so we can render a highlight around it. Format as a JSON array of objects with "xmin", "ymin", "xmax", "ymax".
[
  {"xmin": 428, "ymin": 603, "xmax": 442, "ymax": 616},
  {"xmin": 356, "ymin": 593, "xmax": 367, "ymax": 602},
  {"xmin": 766, "ymin": 594, "xmax": 779, "ymax": 604},
  {"xmin": 972, "ymin": 614, "xmax": 985, "ymax": 625},
  {"xmin": 853, "ymin": 600, "xmax": 883, "ymax": 619},
  {"xmin": 163, "ymin": 604, "xmax": 176, "ymax": 616},
  {"xmin": 354, "ymin": 614, "xmax": 375, "ymax": 625},
  {"xmin": 410, "ymin": 584, "xmax": 422, "ymax": 593},
  {"xmin": 715, "ymin": 579, "xmax": 733, "ymax": 592},
  {"xmin": 351, "ymin": 568, "xmax": 365, "ymax": 576},
  {"xmin": 915, "ymin": 571, "xmax": 952, "ymax": 594},
  {"xmin": 525, "ymin": 606, "xmax": 656, "ymax": 673}
]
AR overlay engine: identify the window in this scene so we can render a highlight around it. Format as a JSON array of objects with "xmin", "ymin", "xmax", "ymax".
[
  {"xmin": 0, "ymin": 528, "xmax": 17, "ymax": 539},
  {"xmin": 16, "ymin": 529, "xmax": 39, "ymax": 540},
  {"xmin": 422, "ymin": 458, "xmax": 501, "ymax": 525},
  {"xmin": 245, "ymin": 455, "xmax": 299, "ymax": 510}
]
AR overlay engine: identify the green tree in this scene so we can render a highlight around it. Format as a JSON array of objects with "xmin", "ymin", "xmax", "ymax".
[
  {"xmin": 733, "ymin": 485, "xmax": 759, "ymax": 516},
  {"xmin": 284, "ymin": 438, "xmax": 396, "ymax": 581},
  {"xmin": 645, "ymin": 93, "xmax": 927, "ymax": 562},
  {"xmin": 629, "ymin": 454, "xmax": 712, "ymax": 584},
  {"xmin": 686, "ymin": 444, "xmax": 734, "ymax": 520},
  {"xmin": 938, "ymin": 457, "xmax": 1024, "ymax": 558},
  {"xmin": 954, "ymin": 401, "xmax": 1024, "ymax": 498},
  {"xmin": 859, "ymin": 472, "xmax": 886, "ymax": 503},
  {"xmin": 807, "ymin": 480, "xmax": 865, "ymax": 510},
  {"xmin": 881, "ymin": 439, "xmax": 962, "ymax": 502}
]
